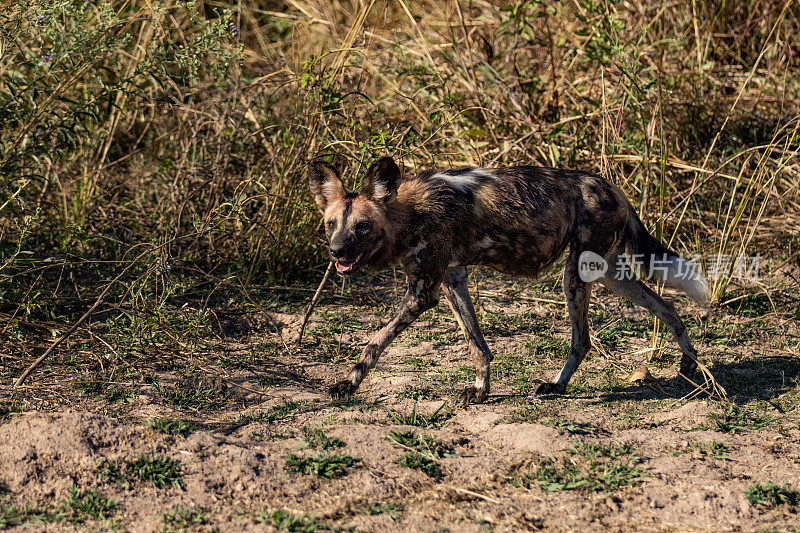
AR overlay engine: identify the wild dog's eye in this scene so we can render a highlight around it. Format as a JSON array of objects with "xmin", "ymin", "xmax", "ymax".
[
  {"xmin": 355, "ymin": 221, "xmax": 371, "ymax": 233},
  {"xmin": 326, "ymin": 221, "xmax": 335, "ymax": 231}
]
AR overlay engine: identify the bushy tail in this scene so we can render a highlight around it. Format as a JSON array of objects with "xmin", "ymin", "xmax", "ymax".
[{"xmin": 624, "ymin": 212, "xmax": 710, "ymax": 304}]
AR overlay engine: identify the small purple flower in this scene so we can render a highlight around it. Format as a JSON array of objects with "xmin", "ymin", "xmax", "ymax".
[
  {"xmin": 43, "ymin": 52, "xmax": 52, "ymax": 63},
  {"xmin": 35, "ymin": 14, "xmax": 44, "ymax": 26},
  {"xmin": 230, "ymin": 23, "xmax": 239, "ymax": 37}
]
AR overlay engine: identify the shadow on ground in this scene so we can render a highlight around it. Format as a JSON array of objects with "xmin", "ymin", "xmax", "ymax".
[{"xmin": 584, "ymin": 356, "xmax": 800, "ymax": 405}]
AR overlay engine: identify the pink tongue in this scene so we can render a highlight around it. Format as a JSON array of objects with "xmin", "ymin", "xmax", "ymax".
[
  {"xmin": 336, "ymin": 260, "xmax": 355, "ymax": 273},
  {"xmin": 335, "ymin": 252, "xmax": 363, "ymax": 273}
]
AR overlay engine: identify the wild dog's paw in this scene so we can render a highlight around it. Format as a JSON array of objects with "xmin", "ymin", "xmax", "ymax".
[
  {"xmin": 534, "ymin": 382, "xmax": 565, "ymax": 396},
  {"xmin": 679, "ymin": 355, "xmax": 698, "ymax": 378},
  {"xmin": 329, "ymin": 380, "xmax": 358, "ymax": 399},
  {"xmin": 458, "ymin": 386, "xmax": 488, "ymax": 407}
]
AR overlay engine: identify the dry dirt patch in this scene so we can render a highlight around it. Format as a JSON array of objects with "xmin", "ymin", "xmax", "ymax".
[{"xmin": 2, "ymin": 275, "xmax": 799, "ymax": 531}]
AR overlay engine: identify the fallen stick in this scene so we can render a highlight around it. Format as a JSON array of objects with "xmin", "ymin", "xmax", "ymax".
[
  {"xmin": 13, "ymin": 247, "xmax": 149, "ymax": 387},
  {"xmin": 443, "ymin": 485, "xmax": 502, "ymax": 504},
  {"xmin": 14, "ymin": 280, "xmax": 116, "ymax": 387},
  {"xmin": 296, "ymin": 261, "xmax": 334, "ymax": 345}
]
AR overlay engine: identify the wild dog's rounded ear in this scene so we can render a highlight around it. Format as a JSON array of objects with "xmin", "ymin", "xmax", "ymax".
[
  {"xmin": 308, "ymin": 159, "xmax": 344, "ymax": 210},
  {"xmin": 361, "ymin": 156, "xmax": 401, "ymax": 204}
]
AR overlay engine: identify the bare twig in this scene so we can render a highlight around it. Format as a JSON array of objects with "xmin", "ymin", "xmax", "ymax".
[
  {"xmin": 14, "ymin": 274, "xmax": 120, "ymax": 387},
  {"xmin": 296, "ymin": 261, "xmax": 334, "ymax": 345},
  {"xmin": 677, "ymin": 355, "xmax": 728, "ymax": 403},
  {"xmin": 13, "ymin": 245, "xmax": 155, "ymax": 387},
  {"xmin": 442, "ymin": 485, "xmax": 502, "ymax": 504}
]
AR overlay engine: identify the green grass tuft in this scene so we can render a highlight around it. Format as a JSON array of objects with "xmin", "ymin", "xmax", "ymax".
[
  {"xmin": 285, "ymin": 452, "xmax": 360, "ymax": 478},
  {"xmin": 540, "ymin": 417, "xmax": 602, "ymax": 436},
  {"xmin": 510, "ymin": 441, "xmax": 646, "ymax": 492},
  {"xmin": 388, "ymin": 430, "xmax": 454, "ymax": 459},
  {"xmin": 64, "ymin": 487, "xmax": 117, "ymax": 522},
  {"xmin": 707, "ymin": 405, "xmax": 773, "ymax": 433},
  {"xmin": 0, "ymin": 501, "xmax": 63, "ymax": 527},
  {"xmin": 366, "ymin": 502, "xmax": 403, "ymax": 521},
  {"xmin": 255, "ymin": 509, "xmax": 331, "ymax": 532},
  {"xmin": 76, "ymin": 380, "xmax": 133, "ymax": 403},
  {"xmin": 98, "ymin": 453, "xmax": 183, "ymax": 489},
  {"xmin": 395, "ymin": 451, "xmax": 442, "ymax": 479},
  {"xmin": 744, "ymin": 483, "xmax": 799, "ymax": 508},
  {"xmin": 698, "ymin": 440, "xmax": 732, "ymax": 461},
  {"xmin": 300, "ymin": 426, "xmax": 344, "ymax": 450},
  {"xmin": 162, "ymin": 506, "xmax": 208, "ymax": 529},
  {"xmin": 386, "ymin": 402, "xmax": 451, "ymax": 428},
  {"xmin": 399, "ymin": 386, "xmax": 441, "ymax": 401},
  {"xmin": 125, "ymin": 453, "xmax": 183, "ymax": 488},
  {"xmin": 236, "ymin": 400, "xmax": 308, "ymax": 425},
  {"xmin": 161, "ymin": 379, "xmax": 227, "ymax": 411},
  {"xmin": 148, "ymin": 417, "xmax": 197, "ymax": 435}
]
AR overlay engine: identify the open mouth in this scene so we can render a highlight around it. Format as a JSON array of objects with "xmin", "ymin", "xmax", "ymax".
[{"xmin": 335, "ymin": 252, "xmax": 364, "ymax": 274}]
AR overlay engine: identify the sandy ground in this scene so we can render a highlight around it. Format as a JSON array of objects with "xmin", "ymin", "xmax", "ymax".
[{"xmin": 1, "ymin": 271, "xmax": 799, "ymax": 532}]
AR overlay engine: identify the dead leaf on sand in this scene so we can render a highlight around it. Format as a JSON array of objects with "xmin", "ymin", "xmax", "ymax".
[{"xmin": 625, "ymin": 366, "xmax": 656, "ymax": 384}]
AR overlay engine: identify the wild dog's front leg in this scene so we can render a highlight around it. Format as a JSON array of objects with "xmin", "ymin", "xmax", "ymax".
[
  {"xmin": 442, "ymin": 267, "xmax": 493, "ymax": 405},
  {"xmin": 329, "ymin": 282, "xmax": 440, "ymax": 399}
]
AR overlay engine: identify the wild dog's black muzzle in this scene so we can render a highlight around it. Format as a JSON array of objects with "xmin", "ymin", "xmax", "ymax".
[
  {"xmin": 330, "ymin": 238, "xmax": 367, "ymax": 274},
  {"xmin": 329, "ymin": 245, "xmax": 347, "ymax": 260}
]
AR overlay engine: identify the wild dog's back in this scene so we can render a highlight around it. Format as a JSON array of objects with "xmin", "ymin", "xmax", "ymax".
[{"xmin": 409, "ymin": 166, "xmax": 630, "ymax": 277}]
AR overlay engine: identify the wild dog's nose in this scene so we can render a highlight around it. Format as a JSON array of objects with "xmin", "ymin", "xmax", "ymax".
[{"xmin": 330, "ymin": 246, "xmax": 345, "ymax": 259}]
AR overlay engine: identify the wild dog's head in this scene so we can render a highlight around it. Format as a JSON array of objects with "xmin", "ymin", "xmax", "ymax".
[{"xmin": 308, "ymin": 156, "xmax": 401, "ymax": 274}]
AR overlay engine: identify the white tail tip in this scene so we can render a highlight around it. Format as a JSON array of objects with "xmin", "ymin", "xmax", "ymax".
[{"xmin": 665, "ymin": 257, "xmax": 710, "ymax": 304}]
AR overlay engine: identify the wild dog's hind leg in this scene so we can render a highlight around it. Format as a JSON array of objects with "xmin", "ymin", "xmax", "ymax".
[
  {"xmin": 442, "ymin": 267, "xmax": 493, "ymax": 405},
  {"xmin": 329, "ymin": 277, "xmax": 440, "ymax": 399},
  {"xmin": 600, "ymin": 265, "xmax": 699, "ymax": 377},
  {"xmin": 536, "ymin": 251, "xmax": 593, "ymax": 395}
]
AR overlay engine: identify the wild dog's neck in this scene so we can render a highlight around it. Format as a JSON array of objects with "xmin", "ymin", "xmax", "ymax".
[{"xmin": 373, "ymin": 197, "xmax": 415, "ymax": 268}]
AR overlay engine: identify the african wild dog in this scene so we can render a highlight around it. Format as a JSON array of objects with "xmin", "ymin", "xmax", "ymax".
[{"xmin": 308, "ymin": 156, "xmax": 709, "ymax": 404}]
